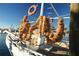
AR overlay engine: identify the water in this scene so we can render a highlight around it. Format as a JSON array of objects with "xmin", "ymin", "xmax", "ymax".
[{"xmin": 0, "ymin": 33, "xmax": 11, "ymax": 56}]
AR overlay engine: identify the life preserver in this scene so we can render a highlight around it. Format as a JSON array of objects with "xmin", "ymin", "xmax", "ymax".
[{"xmin": 28, "ymin": 5, "xmax": 37, "ymax": 16}]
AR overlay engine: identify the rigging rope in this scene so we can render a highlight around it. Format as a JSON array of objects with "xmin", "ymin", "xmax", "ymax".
[{"xmin": 50, "ymin": 3, "xmax": 59, "ymax": 17}]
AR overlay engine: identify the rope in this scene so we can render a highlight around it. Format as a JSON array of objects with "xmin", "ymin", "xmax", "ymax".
[
  {"xmin": 50, "ymin": 3, "xmax": 59, "ymax": 17},
  {"xmin": 60, "ymin": 13, "xmax": 70, "ymax": 17}
]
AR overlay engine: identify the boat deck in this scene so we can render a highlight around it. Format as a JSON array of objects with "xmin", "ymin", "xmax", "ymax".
[{"xmin": 37, "ymin": 46, "xmax": 69, "ymax": 56}]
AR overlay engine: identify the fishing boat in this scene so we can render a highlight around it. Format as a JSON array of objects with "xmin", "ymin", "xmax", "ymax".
[{"xmin": 4, "ymin": 3, "xmax": 69, "ymax": 56}]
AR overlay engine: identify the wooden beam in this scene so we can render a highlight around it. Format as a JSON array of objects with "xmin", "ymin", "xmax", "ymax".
[{"xmin": 70, "ymin": 3, "xmax": 79, "ymax": 55}]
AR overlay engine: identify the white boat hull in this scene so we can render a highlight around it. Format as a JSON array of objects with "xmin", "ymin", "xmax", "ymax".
[{"xmin": 5, "ymin": 33, "xmax": 43, "ymax": 56}]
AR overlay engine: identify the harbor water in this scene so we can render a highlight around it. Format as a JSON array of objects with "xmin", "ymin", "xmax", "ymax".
[{"xmin": 0, "ymin": 33, "xmax": 11, "ymax": 56}]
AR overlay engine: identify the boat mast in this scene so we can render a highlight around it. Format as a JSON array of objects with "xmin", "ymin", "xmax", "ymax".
[{"xmin": 40, "ymin": 3, "xmax": 44, "ymax": 16}]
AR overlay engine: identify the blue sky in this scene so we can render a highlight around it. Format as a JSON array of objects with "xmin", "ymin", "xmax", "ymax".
[{"xmin": 0, "ymin": 3, "xmax": 70, "ymax": 30}]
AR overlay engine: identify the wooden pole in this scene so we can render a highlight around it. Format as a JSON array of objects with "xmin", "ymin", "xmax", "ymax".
[{"xmin": 70, "ymin": 3, "xmax": 79, "ymax": 55}]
